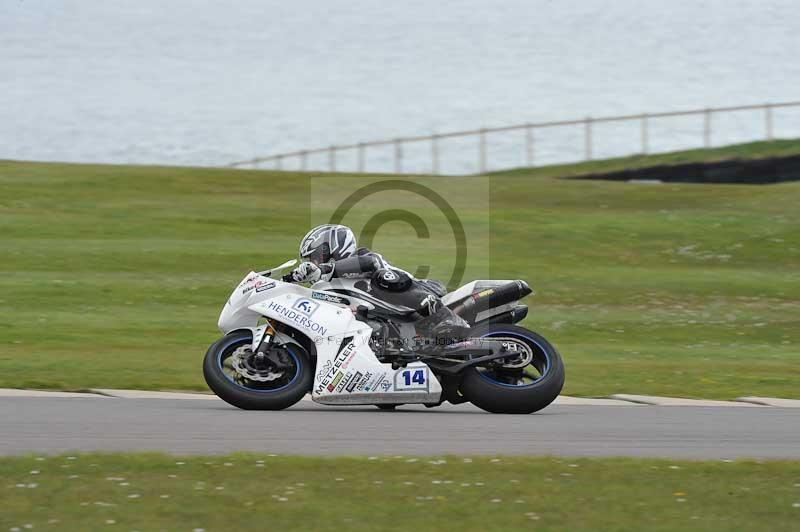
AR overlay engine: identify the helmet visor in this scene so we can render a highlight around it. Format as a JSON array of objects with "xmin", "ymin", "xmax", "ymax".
[{"xmin": 303, "ymin": 243, "xmax": 330, "ymax": 266}]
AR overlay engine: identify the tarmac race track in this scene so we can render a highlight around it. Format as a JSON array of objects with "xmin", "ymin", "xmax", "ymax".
[{"xmin": 2, "ymin": 396, "xmax": 799, "ymax": 459}]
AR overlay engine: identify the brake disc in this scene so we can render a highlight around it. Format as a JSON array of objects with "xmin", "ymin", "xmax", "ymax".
[{"xmin": 230, "ymin": 345, "xmax": 284, "ymax": 382}]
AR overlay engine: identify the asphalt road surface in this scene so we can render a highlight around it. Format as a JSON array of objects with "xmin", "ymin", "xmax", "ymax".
[{"xmin": 2, "ymin": 397, "xmax": 799, "ymax": 459}]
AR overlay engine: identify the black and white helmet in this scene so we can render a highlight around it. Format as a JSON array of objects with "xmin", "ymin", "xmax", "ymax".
[{"xmin": 299, "ymin": 224, "xmax": 356, "ymax": 265}]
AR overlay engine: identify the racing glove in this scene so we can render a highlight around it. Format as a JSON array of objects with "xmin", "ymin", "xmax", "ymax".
[{"xmin": 284, "ymin": 262, "xmax": 322, "ymax": 283}]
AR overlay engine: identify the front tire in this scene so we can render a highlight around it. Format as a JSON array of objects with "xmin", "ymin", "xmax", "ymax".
[
  {"xmin": 203, "ymin": 330, "xmax": 313, "ymax": 410},
  {"xmin": 459, "ymin": 324, "xmax": 565, "ymax": 414}
]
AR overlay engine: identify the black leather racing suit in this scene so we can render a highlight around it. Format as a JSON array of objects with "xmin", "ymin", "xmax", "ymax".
[{"xmin": 283, "ymin": 248, "xmax": 467, "ymax": 336}]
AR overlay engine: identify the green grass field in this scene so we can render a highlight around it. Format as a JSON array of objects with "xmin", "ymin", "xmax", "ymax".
[
  {"xmin": 1, "ymin": 139, "xmax": 799, "ymax": 397},
  {"xmin": 2, "ymin": 453, "xmax": 799, "ymax": 531}
]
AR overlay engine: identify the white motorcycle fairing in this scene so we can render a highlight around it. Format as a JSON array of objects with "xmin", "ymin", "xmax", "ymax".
[{"xmin": 217, "ymin": 270, "xmax": 442, "ymax": 405}]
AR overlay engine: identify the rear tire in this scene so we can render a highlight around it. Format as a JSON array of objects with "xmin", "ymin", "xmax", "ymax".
[
  {"xmin": 459, "ymin": 324, "xmax": 565, "ymax": 414},
  {"xmin": 203, "ymin": 330, "xmax": 313, "ymax": 410}
]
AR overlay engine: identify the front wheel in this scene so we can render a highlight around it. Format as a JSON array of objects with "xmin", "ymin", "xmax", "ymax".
[
  {"xmin": 459, "ymin": 324, "xmax": 565, "ymax": 414},
  {"xmin": 203, "ymin": 330, "xmax": 313, "ymax": 410}
]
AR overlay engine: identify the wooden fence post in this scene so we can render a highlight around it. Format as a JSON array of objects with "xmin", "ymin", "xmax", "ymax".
[
  {"xmin": 479, "ymin": 128, "xmax": 487, "ymax": 173},
  {"xmin": 640, "ymin": 114, "xmax": 649, "ymax": 154},
  {"xmin": 765, "ymin": 104, "xmax": 774, "ymax": 140},
  {"xmin": 431, "ymin": 135, "xmax": 440, "ymax": 175},
  {"xmin": 357, "ymin": 143, "xmax": 365, "ymax": 173},
  {"xmin": 703, "ymin": 109, "xmax": 712, "ymax": 148},
  {"xmin": 525, "ymin": 125, "xmax": 534, "ymax": 167},
  {"xmin": 584, "ymin": 117, "xmax": 593, "ymax": 160},
  {"xmin": 394, "ymin": 139, "xmax": 403, "ymax": 173}
]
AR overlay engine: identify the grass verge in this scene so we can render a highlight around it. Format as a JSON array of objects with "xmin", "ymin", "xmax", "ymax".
[
  {"xmin": 1, "ymin": 139, "xmax": 799, "ymax": 397},
  {"xmin": 2, "ymin": 453, "xmax": 799, "ymax": 532}
]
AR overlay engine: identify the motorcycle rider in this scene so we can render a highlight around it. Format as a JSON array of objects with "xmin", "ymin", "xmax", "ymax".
[
  {"xmin": 283, "ymin": 224, "xmax": 399, "ymax": 284},
  {"xmin": 282, "ymin": 224, "xmax": 468, "ymax": 340}
]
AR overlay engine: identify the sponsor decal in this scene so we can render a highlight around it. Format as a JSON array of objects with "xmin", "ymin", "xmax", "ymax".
[
  {"xmin": 327, "ymin": 372, "xmax": 343, "ymax": 392},
  {"xmin": 341, "ymin": 348, "xmax": 357, "ymax": 369},
  {"xmin": 267, "ymin": 301, "xmax": 328, "ymax": 336},
  {"xmin": 345, "ymin": 372, "xmax": 362, "ymax": 393},
  {"xmin": 242, "ymin": 278, "xmax": 275, "ymax": 295},
  {"xmin": 473, "ymin": 288, "xmax": 494, "ymax": 300},
  {"xmin": 363, "ymin": 371, "xmax": 387, "ymax": 392},
  {"xmin": 317, "ymin": 374, "xmax": 334, "ymax": 392},
  {"xmin": 335, "ymin": 372, "xmax": 354, "ymax": 393},
  {"xmin": 419, "ymin": 294, "xmax": 439, "ymax": 313},
  {"xmin": 312, "ymin": 291, "xmax": 350, "ymax": 305},
  {"xmin": 378, "ymin": 378, "xmax": 392, "ymax": 392},
  {"xmin": 255, "ymin": 281, "xmax": 276, "ymax": 293},
  {"xmin": 314, "ymin": 341, "xmax": 356, "ymax": 394},
  {"xmin": 355, "ymin": 371, "xmax": 373, "ymax": 391},
  {"xmin": 315, "ymin": 360, "xmax": 333, "ymax": 381},
  {"xmin": 293, "ymin": 298, "xmax": 319, "ymax": 316}
]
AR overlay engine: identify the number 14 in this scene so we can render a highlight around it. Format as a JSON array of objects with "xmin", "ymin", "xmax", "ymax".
[{"xmin": 402, "ymin": 369, "xmax": 425, "ymax": 386}]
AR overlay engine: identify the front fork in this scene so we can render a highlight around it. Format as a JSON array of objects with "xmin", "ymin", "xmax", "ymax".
[{"xmin": 250, "ymin": 322, "xmax": 284, "ymax": 370}]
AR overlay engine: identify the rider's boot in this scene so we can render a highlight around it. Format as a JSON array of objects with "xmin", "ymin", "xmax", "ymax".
[{"xmin": 415, "ymin": 306, "xmax": 471, "ymax": 350}]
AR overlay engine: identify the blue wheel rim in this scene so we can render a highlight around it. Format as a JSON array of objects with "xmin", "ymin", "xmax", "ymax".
[
  {"xmin": 476, "ymin": 330, "xmax": 551, "ymax": 388},
  {"xmin": 217, "ymin": 336, "xmax": 301, "ymax": 393}
]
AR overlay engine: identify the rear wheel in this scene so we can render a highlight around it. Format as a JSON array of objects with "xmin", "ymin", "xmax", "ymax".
[
  {"xmin": 459, "ymin": 324, "xmax": 565, "ymax": 414},
  {"xmin": 203, "ymin": 330, "xmax": 313, "ymax": 410}
]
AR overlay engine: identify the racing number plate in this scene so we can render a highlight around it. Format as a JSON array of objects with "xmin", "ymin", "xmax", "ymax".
[{"xmin": 394, "ymin": 366, "xmax": 429, "ymax": 391}]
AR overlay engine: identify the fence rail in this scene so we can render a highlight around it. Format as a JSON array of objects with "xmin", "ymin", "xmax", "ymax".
[{"xmin": 228, "ymin": 101, "xmax": 800, "ymax": 174}]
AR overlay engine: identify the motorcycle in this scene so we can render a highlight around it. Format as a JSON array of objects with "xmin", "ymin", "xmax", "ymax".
[{"xmin": 203, "ymin": 259, "xmax": 565, "ymax": 414}]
